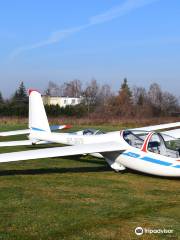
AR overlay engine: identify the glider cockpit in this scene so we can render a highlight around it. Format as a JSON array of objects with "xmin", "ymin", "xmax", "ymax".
[
  {"xmin": 74, "ymin": 128, "xmax": 105, "ymax": 136},
  {"xmin": 82, "ymin": 129, "xmax": 105, "ymax": 135},
  {"xmin": 122, "ymin": 130, "xmax": 180, "ymax": 158}
]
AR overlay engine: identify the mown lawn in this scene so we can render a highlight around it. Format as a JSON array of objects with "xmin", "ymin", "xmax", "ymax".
[{"xmin": 0, "ymin": 124, "xmax": 179, "ymax": 240}]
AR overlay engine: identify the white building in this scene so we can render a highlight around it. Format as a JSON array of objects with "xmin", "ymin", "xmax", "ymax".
[{"xmin": 42, "ymin": 95, "xmax": 82, "ymax": 107}]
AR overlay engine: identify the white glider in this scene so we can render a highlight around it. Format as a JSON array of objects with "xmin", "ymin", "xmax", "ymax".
[{"xmin": 0, "ymin": 89, "xmax": 180, "ymax": 177}]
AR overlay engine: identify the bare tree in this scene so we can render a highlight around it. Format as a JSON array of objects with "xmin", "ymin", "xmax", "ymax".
[
  {"xmin": 132, "ymin": 86, "xmax": 153, "ymax": 117},
  {"xmin": 45, "ymin": 81, "xmax": 62, "ymax": 96},
  {"xmin": 62, "ymin": 79, "xmax": 82, "ymax": 97},
  {"xmin": 132, "ymin": 86, "xmax": 147, "ymax": 106},
  {"xmin": 161, "ymin": 91, "xmax": 179, "ymax": 115},
  {"xmin": 92, "ymin": 84, "xmax": 114, "ymax": 115},
  {"xmin": 82, "ymin": 79, "xmax": 100, "ymax": 116},
  {"xmin": 83, "ymin": 79, "xmax": 99, "ymax": 105},
  {"xmin": 98, "ymin": 84, "xmax": 113, "ymax": 105},
  {"xmin": 148, "ymin": 83, "xmax": 163, "ymax": 107}
]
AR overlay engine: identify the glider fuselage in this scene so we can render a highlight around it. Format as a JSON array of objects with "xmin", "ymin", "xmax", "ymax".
[{"xmin": 29, "ymin": 129, "xmax": 180, "ymax": 177}]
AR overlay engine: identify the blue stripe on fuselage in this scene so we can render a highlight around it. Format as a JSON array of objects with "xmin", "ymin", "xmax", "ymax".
[
  {"xmin": 31, "ymin": 127, "xmax": 45, "ymax": 132},
  {"xmin": 121, "ymin": 151, "xmax": 172, "ymax": 167},
  {"xmin": 173, "ymin": 165, "xmax": 180, "ymax": 168},
  {"xmin": 140, "ymin": 156, "xmax": 172, "ymax": 166},
  {"xmin": 122, "ymin": 151, "xmax": 140, "ymax": 158}
]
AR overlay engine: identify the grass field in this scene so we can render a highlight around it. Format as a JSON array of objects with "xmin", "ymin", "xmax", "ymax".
[{"xmin": 0, "ymin": 123, "xmax": 179, "ymax": 240}]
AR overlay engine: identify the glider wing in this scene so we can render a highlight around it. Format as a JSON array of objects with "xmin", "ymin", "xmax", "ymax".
[
  {"xmin": 0, "ymin": 141, "xmax": 126, "ymax": 163},
  {"xmin": 162, "ymin": 129, "xmax": 180, "ymax": 139},
  {"xmin": 133, "ymin": 122, "xmax": 180, "ymax": 132}
]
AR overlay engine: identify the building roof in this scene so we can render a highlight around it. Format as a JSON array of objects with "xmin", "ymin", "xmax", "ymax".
[{"xmin": 42, "ymin": 95, "xmax": 82, "ymax": 98}]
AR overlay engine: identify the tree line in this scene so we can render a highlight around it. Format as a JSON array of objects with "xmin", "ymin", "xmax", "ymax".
[
  {"xmin": 0, "ymin": 80, "xmax": 179, "ymax": 118},
  {"xmin": 0, "ymin": 82, "xmax": 28, "ymax": 117}
]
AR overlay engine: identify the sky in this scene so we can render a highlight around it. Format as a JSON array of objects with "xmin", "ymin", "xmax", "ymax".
[{"xmin": 0, "ymin": 0, "xmax": 180, "ymax": 97}]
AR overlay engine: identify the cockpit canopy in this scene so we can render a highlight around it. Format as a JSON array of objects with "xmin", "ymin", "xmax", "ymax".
[
  {"xmin": 122, "ymin": 130, "xmax": 180, "ymax": 158},
  {"xmin": 82, "ymin": 129, "xmax": 105, "ymax": 135},
  {"xmin": 74, "ymin": 128, "xmax": 105, "ymax": 136}
]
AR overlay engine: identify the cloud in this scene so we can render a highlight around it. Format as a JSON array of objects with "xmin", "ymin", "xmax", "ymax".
[
  {"xmin": 9, "ymin": 25, "xmax": 88, "ymax": 60},
  {"xmin": 9, "ymin": 0, "xmax": 158, "ymax": 60},
  {"xmin": 90, "ymin": 0, "xmax": 158, "ymax": 24}
]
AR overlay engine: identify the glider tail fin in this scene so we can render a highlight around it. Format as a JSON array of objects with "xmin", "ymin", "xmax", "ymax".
[{"xmin": 29, "ymin": 89, "xmax": 51, "ymax": 133}]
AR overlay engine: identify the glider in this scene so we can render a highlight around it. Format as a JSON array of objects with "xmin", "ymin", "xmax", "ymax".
[{"xmin": 0, "ymin": 89, "xmax": 180, "ymax": 177}]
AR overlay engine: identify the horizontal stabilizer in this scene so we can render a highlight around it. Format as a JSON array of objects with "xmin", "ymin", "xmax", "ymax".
[
  {"xmin": 0, "ymin": 129, "xmax": 30, "ymax": 136},
  {"xmin": 0, "ymin": 140, "xmax": 50, "ymax": 147},
  {"xmin": 0, "ymin": 125, "xmax": 71, "ymax": 136}
]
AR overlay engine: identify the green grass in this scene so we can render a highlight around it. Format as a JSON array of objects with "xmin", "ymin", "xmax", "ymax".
[{"xmin": 0, "ymin": 124, "xmax": 179, "ymax": 240}]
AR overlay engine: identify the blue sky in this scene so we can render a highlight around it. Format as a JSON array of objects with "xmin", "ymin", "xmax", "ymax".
[{"xmin": 0, "ymin": 0, "xmax": 180, "ymax": 97}]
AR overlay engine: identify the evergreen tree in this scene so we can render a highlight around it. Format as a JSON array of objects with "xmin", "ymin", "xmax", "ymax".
[
  {"xmin": 9, "ymin": 82, "xmax": 28, "ymax": 117},
  {"xmin": 12, "ymin": 82, "xmax": 28, "ymax": 103},
  {"xmin": 119, "ymin": 78, "xmax": 132, "ymax": 98},
  {"xmin": 111, "ymin": 78, "xmax": 133, "ymax": 116},
  {"xmin": 0, "ymin": 92, "xmax": 4, "ymax": 104}
]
